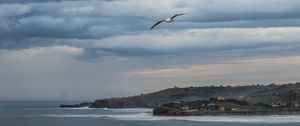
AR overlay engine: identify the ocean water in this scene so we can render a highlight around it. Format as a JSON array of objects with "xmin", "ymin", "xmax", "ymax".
[{"xmin": 1, "ymin": 101, "xmax": 300, "ymax": 126}]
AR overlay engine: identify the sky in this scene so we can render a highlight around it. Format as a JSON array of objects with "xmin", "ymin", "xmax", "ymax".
[{"xmin": 1, "ymin": 0, "xmax": 300, "ymax": 100}]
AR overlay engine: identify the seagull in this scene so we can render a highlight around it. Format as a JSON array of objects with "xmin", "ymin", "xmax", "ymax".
[{"xmin": 150, "ymin": 13, "xmax": 187, "ymax": 30}]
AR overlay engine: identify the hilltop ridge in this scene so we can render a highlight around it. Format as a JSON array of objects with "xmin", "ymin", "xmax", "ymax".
[{"xmin": 87, "ymin": 82, "xmax": 300, "ymax": 108}]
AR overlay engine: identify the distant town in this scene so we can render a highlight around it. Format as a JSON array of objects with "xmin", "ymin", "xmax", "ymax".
[{"xmin": 153, "ymin": 95, "xmax": 300, "ymax": 116}]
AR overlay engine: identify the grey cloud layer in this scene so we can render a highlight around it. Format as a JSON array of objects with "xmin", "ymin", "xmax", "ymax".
[{"xmin": 1, "ymin": 0, "xmax": 300, "ymax": 50}]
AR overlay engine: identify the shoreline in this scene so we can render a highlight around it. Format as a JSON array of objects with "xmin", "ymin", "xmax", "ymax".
[{"xmin": 153, "ymin": 110, "xmax": 300, "ymax": 116}]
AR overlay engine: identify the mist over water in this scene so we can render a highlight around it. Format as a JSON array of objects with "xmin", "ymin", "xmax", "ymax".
[{"xmin": 1, "ymin": 101, "xmax": 300, "ymax": 126}]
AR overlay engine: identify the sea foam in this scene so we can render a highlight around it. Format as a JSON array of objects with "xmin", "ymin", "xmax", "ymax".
[{"xmin": 42, "ymin": 108, "xmax": 300, "ymax": 123}]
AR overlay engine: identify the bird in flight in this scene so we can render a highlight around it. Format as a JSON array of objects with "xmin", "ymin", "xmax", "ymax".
[{"xmin": 150, "ymin": 13, "xmax": 187, "ymax": 30}]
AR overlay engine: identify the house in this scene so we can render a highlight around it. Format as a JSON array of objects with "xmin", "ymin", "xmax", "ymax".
[
  {"xmin": 217, "ymin": 96, "xmax": 225, "ymax": 101},
  {"xmin": 271, "ymin": 103, "xmax": 280, "ymax": 108},
  {"xmin": 272, "ymin": 101, "xmax": 288, "ymax": 107},
  {"xmin": 207, "ymin": 103, "xmax": 215, "ymax": 107}
]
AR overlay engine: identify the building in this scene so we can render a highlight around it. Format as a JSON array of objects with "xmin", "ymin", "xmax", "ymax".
[
  {"xmin": 271, "ymin": 103, "xmax": 280, "ymax": 108},
  {"xmin": 272, "ymin": 101, "xmax": 288, "ymax": 107},
  {"xmin": 207, "ymin": 103, "xmax": 215, "ymax": 107},
  {"xmin": 217, "ymin": 96, "xmax": 225, "ymax": 101}
]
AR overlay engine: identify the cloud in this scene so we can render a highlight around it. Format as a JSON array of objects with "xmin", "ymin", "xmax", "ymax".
[
  {"xmin": 0, "ymin": 46, "xmax": 84, "ymax": 61},
  {"xmin": 91, "ymin": 27, "xmax": 300, "ymax": 57},
  {"xmin": 1, "ymin": 0, "xmax": 300, "ymax": 50},
  {"xmin": 0, "ymin": 4, "xmax": 31, "ymax": 17},
  {"xmin": 134, "ymin": 56, "xmax": 300, "ymax": 84},
  {"xmin": 135, "ymin": 56, "xmax": 300, "ymax": 77},
  {"xmin": 0, "ymin": 0, "xmax": 98, "ymax": 4}
]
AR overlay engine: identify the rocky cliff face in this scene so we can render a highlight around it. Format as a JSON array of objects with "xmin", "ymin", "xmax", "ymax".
[{"xmin": 89, "ymin": 83, "xmax": 300, "ymax": 108}]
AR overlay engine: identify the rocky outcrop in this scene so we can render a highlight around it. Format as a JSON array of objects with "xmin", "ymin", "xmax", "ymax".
[
  {"xmin": 153, "ymin": 106, "xmax": 188, "ymax": 116},
  {"xmin": 60, "ymin": 102, "xmax": 92, "ymax": 108}
]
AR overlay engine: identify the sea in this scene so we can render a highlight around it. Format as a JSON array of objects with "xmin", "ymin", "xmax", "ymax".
[{"xmin": 1, "ymin": 101, "xmax": 300, "ymax": 126}]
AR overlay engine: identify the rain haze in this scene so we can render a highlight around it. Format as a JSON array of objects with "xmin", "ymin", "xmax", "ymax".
[{"xmin": 1, "ymin": 0, "xmax": 300, "ymax": 100}]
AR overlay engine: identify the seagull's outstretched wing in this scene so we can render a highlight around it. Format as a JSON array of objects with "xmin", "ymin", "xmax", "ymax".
[
  {"xmin": 150, "ymin": 20, "xmax": 165, "ymax": 30},
  {"xmin": 170, "ymin": 13, "xmax": 187, "ymax": 20}
]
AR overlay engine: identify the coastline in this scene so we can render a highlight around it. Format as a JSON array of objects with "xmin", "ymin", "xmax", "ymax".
[
  {"xmin": 60, "ymin": 83, "xmax": 300, "ymax": 116},
  {"xmin": 153, "ymin": 109, "xmax": 300, "ymax": 116}
]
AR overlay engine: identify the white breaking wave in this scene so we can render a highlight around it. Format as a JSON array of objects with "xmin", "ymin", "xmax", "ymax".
[
  {"xmin": 43, "ymin": 113, "xmax": 300, "ymax": 123},
  {"xmin": 42, "ymin": 108, "xmax": 300, "ymax": 123},
  {"xmin": 59, "ymin": 106, "xmax": 91, "ymax": 110},
  {"xmin": 43, "ymin": 113, "xmax": 157, "ymax": 120},
  {"xmin": 166, "ymin": 115, "xmax": 300, "ymax": 123},
  {"xmin": 103, "ymin": 108, "xmax": 153, "ymax": 113},
  {"xmin": 59, "ymin": 107, "xmax": 152, "ymax": 112}
]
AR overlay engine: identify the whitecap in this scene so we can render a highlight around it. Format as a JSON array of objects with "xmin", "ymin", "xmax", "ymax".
[
  {"xmin": 103, "ymin": 108, "xmax": 153, "ymax": 113},
  {"xmin": 42, "ymin": 112, "xmax": 300, "ymax": 123},
  {"xmin": 152, "ymin": 115, "xmax": 300, "ymax": 123},
  {"xmin": 43, "ymin": 113, "xmax": 156, "ymax": 120}
]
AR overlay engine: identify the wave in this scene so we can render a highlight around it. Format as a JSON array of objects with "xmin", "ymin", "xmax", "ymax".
[
  {"xmin": 167, "ymin": 115, "xmax": 300, "ymax": 123},
  {"xmin": 43, "ymin": 113, "xmax": 159, "ymax": 120},
  {"xmin": 23, "ymin": 106, "xmax": 93, "ymax": 110},
  {"xmin": 103, "ymin": 108, "xmax": 153, "ymax": 113},
  {"xmin": 43, "ymin": 113, "xmax": 300, "ymax": 123},
  {"xmin": 56, "ymin": 107, "xmax": 152, "ymax": 112},
  {"xmin": 41, "ymin": 108, "xmax": 300, "ymax": 123}
]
